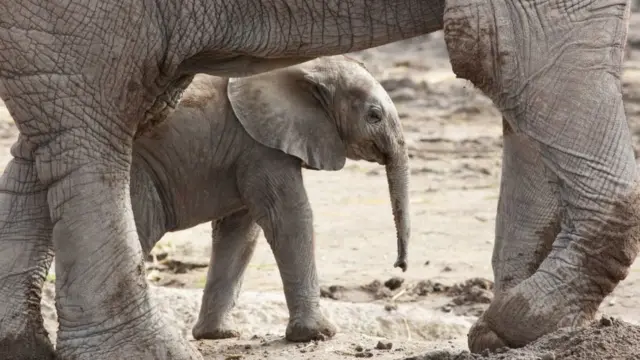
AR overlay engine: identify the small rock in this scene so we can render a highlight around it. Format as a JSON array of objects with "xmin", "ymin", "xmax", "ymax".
[
  {"xmin": 146, "ymin": 269, "xmax": 162, "ymax": 282},
  {"xmin": 540, "ymin": 352, "xmax": 556, "ymax": 360},
  {"xmin": 441, "ymin": 305, "xmax": 452, "ymax": 313},
  {"xmin": 355, "ymin": 351, "xmax": 374, "ymax": 358},
  {"xmin": 384, "ymin": 277, "xmax": 405, "ymax": 290},
  {"xmin": 244, "ymin": 345, "xmax": 252, "ymax": 350},
  {"xmin": 443, "ymin": 266, "xmax": 453, "ymax": 272},
  {"xmin": 355, "ymin": 345, "xmax": 364, "ymax": 352},
  {"xmin": 424, "ymin": 260, "xmax": 430, "ymax": 266},
  {"xmin": 600, "ymin": 316, "xmax": 613, "ymax": 327},
  {"xmin": 375, "ymin": 341, "xmax": 393, "ymax": 350},
  {"xmin": 433, "ymin": 283, "xmax": 447, "ymax": 292},
  {"xmin": 384, "ymin": 303, "xmax": 398, "ymax": 312}
]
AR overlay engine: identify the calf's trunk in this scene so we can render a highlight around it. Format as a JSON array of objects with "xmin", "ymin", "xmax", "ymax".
[{"xmin": 385, "ymin": 147, "xmax": 411, "ymax": 272}]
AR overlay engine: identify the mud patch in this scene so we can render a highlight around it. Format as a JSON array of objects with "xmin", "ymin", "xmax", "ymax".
[
  {"xmin": 405, "ymin": 316, "xmax": 640, "ymax": 360},
  {"xmin": 321, "ymin": 277, "xmax": 493, "ymax": 317}
]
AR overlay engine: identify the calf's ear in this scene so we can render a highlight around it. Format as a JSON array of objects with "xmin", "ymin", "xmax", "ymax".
[{"xmin": 227, "ymin": 65, "xmax": 346, "ymax": 171}]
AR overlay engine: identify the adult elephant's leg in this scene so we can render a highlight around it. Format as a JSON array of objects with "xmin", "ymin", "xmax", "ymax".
[
  {"xmin": 492, "ymin": 118, "xmax": 562, "ymax": 294},
  {"xmin": 2, "ymin": 91, "xmax": 202, "ymax": 358},
  {"xmin": 444, "ymin": 0, "xmax": 639, "ymax": 352},
  {"xmin": 0, "ymin": 137, "xmax": 55, "ymax": 360},
  {"xmin": 192, "ymin": 210, "xmax": 261, "ymax": 340}
]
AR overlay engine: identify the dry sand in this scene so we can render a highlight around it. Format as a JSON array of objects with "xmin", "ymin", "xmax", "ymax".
[{"xmin": 2, "ymin": 16, "xmax": 640, "ymax": 360}]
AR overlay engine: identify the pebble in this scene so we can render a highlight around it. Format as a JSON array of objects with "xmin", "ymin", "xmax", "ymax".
[
  {"xmin": 384, "ymin": 276, "xmax": 405, "ymax": 290},
  {"xmin": 600, "ymin": 316, "xmax": 613, "ymax": 327},
  {"xmin": 384, "ymin": 303, "xmax": 398, "ymax": 312},
  {"xmin": 375, "ymin": 341, "xmax": 393, "ymax": 350},
  {"xmin": 539, "ymin": 352, "xmax": 556, "ymax": 360},
  {"xmin": 354, "ymin": 351, "xmax": 373, "ymax": 358}
]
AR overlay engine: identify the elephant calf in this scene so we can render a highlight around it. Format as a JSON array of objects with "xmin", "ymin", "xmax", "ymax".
[{"xmin": 130, "ymin": 56, "xmax": 410, "ymax": 342}]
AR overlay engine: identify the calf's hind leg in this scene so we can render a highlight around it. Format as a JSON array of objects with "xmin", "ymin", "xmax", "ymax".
[
  {"xmin": 0, "ymin": 139, "xmax": 54, "ymax": 360},
  {"xmin": 192, "ymin": 210, "xmax": 261, "ymax": 340}
]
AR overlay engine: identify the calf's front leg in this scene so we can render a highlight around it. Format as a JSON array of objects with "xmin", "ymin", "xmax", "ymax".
[
  {"xmin": 192, "ymin": 210, "xmax": 261, "ymax": 340},
  {"xmin": 241, "ymin": 166, "xmax": 336, "ymax": 342}
]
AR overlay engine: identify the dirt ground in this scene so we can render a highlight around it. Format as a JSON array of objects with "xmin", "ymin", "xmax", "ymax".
[{"xmin": 4, "ymin": 15, "xmax": 640, "ymax": 360}]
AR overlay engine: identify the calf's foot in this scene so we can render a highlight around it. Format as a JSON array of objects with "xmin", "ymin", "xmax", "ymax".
[
  {"xmin": 286, "ymin": 311, "xmax": 337, "ymax": 342},
  {"xmin": 192, "ymin": 315, "xmax": 240, "ymax": 340}
]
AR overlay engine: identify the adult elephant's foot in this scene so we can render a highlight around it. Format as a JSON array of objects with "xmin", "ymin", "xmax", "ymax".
[
  {"xmin": 467, "ymin": 272, "xmax": 594, "ymax": 353},
  {"xmin": 285, "ymin": 312, "xmax": 337, "ymax": 342},
  {"xmin": 192, "ymin": 315, "xmax": 240, "ymax": 340},
  {"xmin": 0, "ymin": 325, "xmax": 55, "ymax": 360},
  {"xmin": 56, "ymin": 308, "xmax": 203, "ymax": 360},
  {"xmin": 468, "ymin": 185, "xmax": 640, "ymax": 354}
]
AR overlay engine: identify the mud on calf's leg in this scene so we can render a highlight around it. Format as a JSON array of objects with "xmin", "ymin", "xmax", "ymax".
[
  {"xmin": 0, "ymin": 139, "xmax": 55, "ymax": 360},
  {"xmin": 193, "ymin": 210, "xmax": 261, "ymax": 340},
  {"xmin": 444, "ymin": 0, "xmax": 640, "ymax": 352}
]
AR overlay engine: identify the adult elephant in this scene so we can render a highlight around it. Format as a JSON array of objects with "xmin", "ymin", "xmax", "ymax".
[{"xmin": 0, "ymin": 0, "xmax": 636, "ymax": 359}]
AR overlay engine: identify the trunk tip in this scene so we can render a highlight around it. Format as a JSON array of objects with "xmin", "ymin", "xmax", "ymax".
[{"xmin": 394, "ymin": 258, "xmax": 408, "ymax": 272}]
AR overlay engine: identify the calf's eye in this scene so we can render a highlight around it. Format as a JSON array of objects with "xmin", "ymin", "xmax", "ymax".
[{"xmin": 367, "ymin": 108, "xmax": 383, "ymax": 123}]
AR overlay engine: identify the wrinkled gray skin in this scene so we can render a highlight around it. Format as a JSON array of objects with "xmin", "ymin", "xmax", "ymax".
[
  {"xmin": 129, "ymin": 56, "xmax": 410, "ymax": 342},
  {"xmin": 0, "ymin": 0, "xmax": 638, "ymax": 359}
]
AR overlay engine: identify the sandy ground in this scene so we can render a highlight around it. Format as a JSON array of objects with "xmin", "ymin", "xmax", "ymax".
[{"xmin": 3, "ymin": 16, "xmax": 640, "ymax": 360}]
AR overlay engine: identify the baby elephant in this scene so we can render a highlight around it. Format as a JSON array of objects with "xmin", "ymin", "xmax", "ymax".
[{"xmin": 131, "ymin": 56, "xmax": 410, "ymax": 342}]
